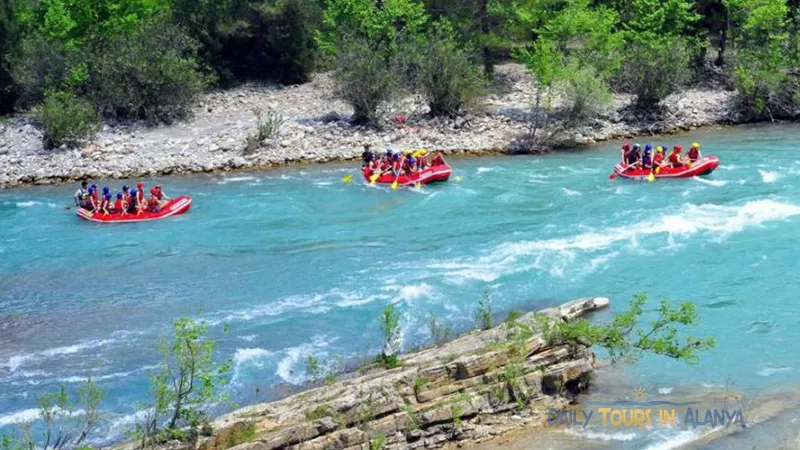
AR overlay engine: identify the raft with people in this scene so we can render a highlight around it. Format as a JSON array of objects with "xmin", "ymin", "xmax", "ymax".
[
  {"xmin": 360, "ymin": 147, "xmax": 451, "ymax": 188},
  {"xmin": 72, "ymin": 181, "xmax": 191, "ymax": 223},
  {"xmin": 610, "ymin": 142, "xmax": 719, "ymax": 180}
]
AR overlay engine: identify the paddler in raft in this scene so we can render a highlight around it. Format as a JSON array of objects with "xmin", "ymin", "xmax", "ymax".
[
  {"xmin": 687, "ymin": 142, "xmax": 701, "ymax": 162},
  {"xmin": 668, "ymin": 145, "xmax": 686, "ymax": 168}
]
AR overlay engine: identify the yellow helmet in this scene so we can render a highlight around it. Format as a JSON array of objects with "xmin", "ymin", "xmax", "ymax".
[
  {"xmin": 657, "ymin": 147, "xmax": 664, "ymax": 153},
  {"xmin": 405, "ymin": 150, "xmax": 413, "ymax": 156},
  {"xmin": 691, "ymin": 142, "xmax": 700, "ymax": 148}
]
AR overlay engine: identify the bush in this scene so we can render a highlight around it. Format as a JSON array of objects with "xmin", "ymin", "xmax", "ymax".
[
  {"xmin": 560, "ymin": 62, "xmax": 612, "ymax": 120},
  {"xmin": 219, "ymin": 0, "xmax": 318, "ymax": 85},
  {"xmin": 9, "ymin": 34, "xmax": 81, "ymax": 108},
  {"xmin": 616, "ymin": 37, "xmax": 691, "ymax": 109},
  {"xmin": 88, "ymin": 14, "xmax": 206, "ymax": 124},
  {"xmin": 402, "ymin": 20, "xmax": 484, "ymax": 117},
  {"xmin": 35, "ymin": 91, "xmax": 99, "ymax": 149},
  {"xmin": 333, "ymin": 33, "xmax": 398, "ymax": 125}
]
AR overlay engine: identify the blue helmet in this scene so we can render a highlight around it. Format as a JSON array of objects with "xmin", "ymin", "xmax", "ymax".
[
  {"xmin": 408, "ymin": 157, "xmax": 416, "ymax": 165},
  {"xmin": 130, "ymin": 188, "xmax": 138, "ymax": 196},
  {"xmin": 122, "ymin": 185, "xmax": 129, "ymax": 191},
  {"xmin": 644, "ymin": 144, "xmax": 652, "ymax": 152},
  {"xmin": 90, "ymin": 184, "xmax": 97, "ymax": 189},
  {"xmin": 116, "ymin": 192, "xmax": 123, "ymax": 199},
  {"xmin": 102, "ymin": 186, "xmax": 110, "ymax": 194},
  {"xmin": 386, "ymin": 148, "xmax": 393, "ymax": 156},
  {"xmin": 88, "ymin": 186, "xmax": 96, "ymax": 194},
  {"xmin": 103, "ymin": 193, "xmax": 111, "ymax": 200},
  {"xmin": 393, "ymin": 153, "xmax": 400, "ymax": 160}
]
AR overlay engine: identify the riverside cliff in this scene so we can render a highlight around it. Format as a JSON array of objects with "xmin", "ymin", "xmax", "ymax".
[
  {"xmin": 151, "ymin": 297, "xmax": 609, "ymax": 450},
  {"xmin": 0, "ymin": 64, "xmax": 737, "ymax": 188}
]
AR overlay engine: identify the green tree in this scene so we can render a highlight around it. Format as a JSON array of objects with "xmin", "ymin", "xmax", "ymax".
[
  {"xmin": 136, "ymin": 317, "xmax": 230, "ymax": 445},
  {"xmin": 557, "ymin": 294, "xmax": 716, "ymax": 364},
  {"xmin": 0, "ymin": 0, "xmax": 20, "ymax": 114},
  {"xmin": 35, "ymin": 90, "xmax": 99, "ymax": 149},
  {"xmin": 0, "ymin": 379, "xmax": 104, "ymax": 450},
  {"xmin": 87, "ymin": 14, "xmax": 206, "ymax": 123},
  {"xmin": 400, "ymin": 19, "xmax": 484, "ymax": 117}
]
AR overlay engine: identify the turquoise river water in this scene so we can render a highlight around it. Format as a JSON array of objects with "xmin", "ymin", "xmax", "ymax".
[{"xmin": 2, "ymin": 124, "xmax": 800, "ymax": 449}]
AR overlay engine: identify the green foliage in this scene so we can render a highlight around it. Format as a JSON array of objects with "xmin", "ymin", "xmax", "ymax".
[
  {"xmin": 475, "ymin": 291, "xmax": 492, "ymax": 330},
  {"xmin": 369, "ymin": 434, "xmax": 387, "ymax": 450},
  {"xmin": 413, "ymin": 376, "xmax": 429, "ymax": 395},
  {"xmin": 559, "ymin": 294, "xmax": 716, "ymax": 364},
  {"xmin": 306, "ymin": 354, "xmax": 321, "ymax": 382},
  {"xmin": 35, "ymin": 90, "xmax": 99, "ymax": 149},
  {"xmin": 0, "ymin": 379, "xmax": 104, "ymax": 450},
  {"xmin": 317, "ymin": 0, "xmax": 427, "ymax": 56},
  {"xmin": 0, "ymin": 0, "xmax": 20, "ymax": 114},
  {"xmin": 88, "ymin": 14, "xmax": 206, "ymax": 123},
  {"xmin": 559, "ymin": 61, "xmax": 613, "ymax": 119},
  {"xmin": 617, "ymin": 37, "xmax": 692, "ymax": 109},
  {"xmin": 133, "ymin": 317, "xmax": 230, "ymax": 447},
  {"xmin": 305, "ymin": 403, "xmax": 335, "ymax": 421},
  {"xmin": 401, "ymin": 19, "xmax": 484, "ymax": 117},
  {"xmin": 402, "ymin": 404, "xmax": 420, "ymax": 431},
  {"xmin": 426, "ymin": 316, "xmax": 454, "ymax": 346},
  {"xmin": 504, "ymin": 310, "xmax": 522, "ymax": 324},
  {"xmin": 333, "ymin": 32, "xmax": 399, "ymax": 125},
  {"xmin": 380, "ymin": 304, "xmax": 402, "ymax": 361},
  {"xmin": 218, "ymin": 0, "xmax": 319, "ymax": 85}
]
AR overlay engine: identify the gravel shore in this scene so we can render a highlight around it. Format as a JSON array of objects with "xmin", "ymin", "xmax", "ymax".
[{"xmin": 0, "ymin": 64, "xmax": 740, "ymax": 188}]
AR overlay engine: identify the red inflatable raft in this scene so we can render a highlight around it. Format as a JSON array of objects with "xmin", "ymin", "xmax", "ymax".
[
  {"xmin": 612, "ymin": 156, "xmax": 720, "ymax": 180},
  {"xmin": 362, "ymin": 164, "xmax": 452, "ymax": 187},
  {"xmin": 76, "ymin": 195, "xmax": 192, "ymax": 223}
]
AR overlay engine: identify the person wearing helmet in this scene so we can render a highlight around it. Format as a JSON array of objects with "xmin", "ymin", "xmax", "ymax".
[
  {"xmin": 626, "ymin": 143, "xmax": 642, "ymax": 167},
  {"xmin": 403, "ymin": 156, "xmax": 418, "ymax": 175},
  {"xmin": 136, "ymin": 182, "xmax": 146, "ymax": 207},
  {"xmin": 147, "ymin": 188, "xmax": 161, "ymax": 212},
  {"xmin": 73, "ymin": 180, "xmax": 89, "ymax": 209},
  {"xmin": 361, "ymin": 144, "xmax": 373, "ymax": 168},
  {"xmin": 668, "ymin": 145, "xmax": 685, "ymax": 168},
  {"xmin": 653, "ymin": 146, "xmax": 666, "ymax": 172},
  {"xmin": 87, "ymin": 184, "xmax": 99, "ymax": 211},
  {"xmin": 431, "ymin": 151, "xmax": 446, "ymax": 167},
  {"xmin": 391, "ymin": 152, "xmax": 404, "ymax": 177},
  {"xmin": 97, "ymin": 187, "xmax": 112, "ymax": 215},
  {"xmin": 416, "ymin": 149, "xmax": 428, "ymax": 171},
  {"xmin": 128, "ymin": 188, "xmax": 142, "ymax": 214},
  {"xmin": 642, "ymin": 145, "xmax": 654, "ymax": 170},
  {"xmin": 687, "ymin": 142, "xmax": 701, "ymax": 162},
  {"xmin": 114, "ymin": 192, "xmax": 128, "ymax": 215},
  {"xmin": 620, "ymin": 142, "xmax": 631, "ymax": 164}
]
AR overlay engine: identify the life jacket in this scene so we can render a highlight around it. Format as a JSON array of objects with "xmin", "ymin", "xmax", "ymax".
[
  {"xmin": 626, "ymin": 150, "xmax": 640, "ymax": 164},
  {"xmin": 653, "ymin": 153, "xmax": 665, "ymax": 165},
  {"xmin": 642, "ymin": 153, "xmax": 653, "ymax": 168},
  {"xmin": 687, "ymin": 148, "xmax": 699, "ymax": 160},
  {"xmin": 148, "ymin": 196, "xmax": 159, "ymax": 211},
  {"xmin": 114, "ymin": 199, "xmax": 124, "ymax": 211},
  {"xmin": 392, "ymin": 159, "xmax": 402, "ymax": 172},
  {"xmin": 100, "ymin": 194, "xmax": 111, "ymax": 209},
  {"xmin": 669, "ymin": 152, "xmax": 681, "ymax": 165},
  {"xmin": 431, "ymin": 154, "xmax": 444, "ymax": 166},
  {"xmin": 137, "ymin": 190, "xmax": 145, "ymax": 205}
]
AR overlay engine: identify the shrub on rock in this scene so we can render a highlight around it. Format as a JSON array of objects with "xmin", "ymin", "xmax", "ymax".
[{"xmin": 35, "ymin": 90, "xmax": 99, "ymax": 149}]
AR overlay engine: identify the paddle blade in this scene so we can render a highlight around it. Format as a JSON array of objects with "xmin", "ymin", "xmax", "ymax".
[
  {"xmin": 369, "ymin": 173, "xmax": 381, "ymax": 183},
  {"xmin": 391, "ymin": 179, "xmax": 399, "ymax": 190},
  {"xmin": 455, "ymin": 176, "xmax": 463, "ymax": 183},
  {"xmin": 415, "ymin": 182, "xmax": 422, "ymax": 189},
  {"xmin": 655, "ymin": 167, "xmax": 661, "ymax": 174},
  {"xmin": 686, "ymin": 162, "xmax": 693, "ymax": 168},
  {"xmin": 647, "ymin": 172, "xmax": 655, "ymax": 182},
  {"xmin": 608, "ymin": 173, "xmax": 617, "ymax": 179},
  {"xmin": 341, "ymin": 174, "xmax": 354, "ymax": 183}
]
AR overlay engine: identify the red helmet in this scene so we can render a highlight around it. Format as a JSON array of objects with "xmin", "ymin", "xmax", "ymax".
[
  {"xmin": 674, "ymin": 145, "xmax": 683, "ymax": 152},
  {"xmin": 137, "ymin": 182, "xmax": 144, "ymax": 188},
  {"xmin": 150, "ymin": 187, "xmax": 158, "ymax": 195},
  {"xmin": 622, "ymin": 141, "xmax": 631, "ymax": 149}
]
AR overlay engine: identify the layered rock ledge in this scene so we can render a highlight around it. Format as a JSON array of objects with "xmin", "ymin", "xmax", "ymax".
[
  {"xmin": 140, "ymin": 297, "xmax": 609, "ymax": 450},
  {"xmin": 0, "ymin": 63, "xmax": 739, "ymax": 188}
]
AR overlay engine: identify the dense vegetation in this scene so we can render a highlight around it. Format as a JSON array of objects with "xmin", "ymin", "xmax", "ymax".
[{"xmin": 1, "ymin": 0, "xmax": 800, "ymax": 145}]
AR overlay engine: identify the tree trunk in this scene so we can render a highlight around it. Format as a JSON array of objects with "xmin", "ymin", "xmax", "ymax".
[{"xmin": 478, "ymin": 0, "xmax": 493, "ymax": 78}]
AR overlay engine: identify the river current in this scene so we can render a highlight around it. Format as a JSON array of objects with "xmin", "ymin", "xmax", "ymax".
[{"xmin": 2, "ymin": 124, "xmax": 800, "ymax": 448}]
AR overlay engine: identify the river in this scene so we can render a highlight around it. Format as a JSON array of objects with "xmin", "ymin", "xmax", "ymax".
[{"xmin": 1, "ymin": 124, "xmax": 800, "ymax": 448}]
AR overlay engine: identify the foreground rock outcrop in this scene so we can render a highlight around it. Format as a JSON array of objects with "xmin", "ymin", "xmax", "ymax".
[
  {"xmin": 0, "ymin": 63, "xmax": 740, "ymax": 188},
  {"xmin": 181, "ymin": 297, "xmax": 609, "ymax": 450}
]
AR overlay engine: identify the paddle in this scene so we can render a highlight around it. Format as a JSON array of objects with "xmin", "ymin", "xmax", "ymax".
[
  {"xmin": 609, "ymin": 163, "xmax": 629, "ymax": 179},
  {"xmin": 647, "ymin": 171, "xmax": 655, "ymax": 182},
  {"xmin": 341, "ymin": 174, "xmax": 354, "ymax": 183},
  {"xmin": 391, "ymin": 174, "xmax": 400, "ymax": 191},
  {"xmin": 369, "ymin": 172, "xmax": 382, "ymax": 184}
]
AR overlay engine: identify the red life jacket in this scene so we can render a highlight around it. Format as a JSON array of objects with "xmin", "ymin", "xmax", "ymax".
[
  {"xmin": 115, "ymin": 199, "xmax": 123, "ymax": 211},
  {"xmin": 653, "ymin": 153, "xmax": 665, "ymax": 165},
  {"xmin": 669, "ymin": 152, "xmax": 681, "ymax": 165},
  {"xmin": 687, "ymin": 148, "xmax": 699, "ymax": 160}
]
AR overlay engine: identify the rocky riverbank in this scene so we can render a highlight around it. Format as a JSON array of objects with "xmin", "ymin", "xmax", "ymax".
[
  {"xmin": 0, "ymin": 64, "xmax": 740, "ymax": 188},
  {"xmin": 122, "ymin": 297, "xmax": 608, "ymax": 450}
]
